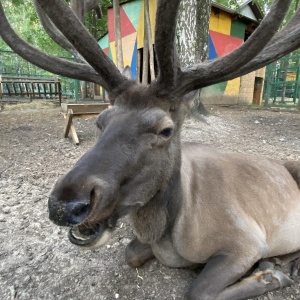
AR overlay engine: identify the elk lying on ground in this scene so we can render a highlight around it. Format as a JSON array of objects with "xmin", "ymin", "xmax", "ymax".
[{"xmin": 1, "ymin": 0, "xmax": 300, "ymax": 299}]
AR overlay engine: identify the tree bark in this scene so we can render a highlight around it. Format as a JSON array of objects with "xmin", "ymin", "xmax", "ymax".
[
  {"xmin": 113, "ymin": 0, "xmax": 124, "ymax": 72},
  {"xmin": 144, "ymin": 0, "xmax": 155, "ymax": 82},
  {"xmin": 142, "ymin": 0, "xmax": 149, "ymax": 85},
  {"xmin": 176, "ymin": 0, "xmax": 211, "ymax": 116}
]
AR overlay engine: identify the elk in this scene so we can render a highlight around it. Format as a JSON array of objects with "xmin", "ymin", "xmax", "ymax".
[{"xmin": 1, "ymin": 0, "xmax": 300, "ymax": 299}]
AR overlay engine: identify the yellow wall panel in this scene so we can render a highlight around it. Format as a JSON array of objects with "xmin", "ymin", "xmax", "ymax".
[
  {"xmin": 224, "ymin": 78, "xmax": 241, "ymax": 96},
  {"xmin": 122, "ymin": 33, "xmax": 138, "ymax": 67},
  {"xmin": 149, "ymin": 0, "xmax": 157, "ymax": 42},
  {"xmin": 110, "ymin": 41, "xmax": 116, "ymax": 64},
  {"xmin": 209, "ymin": 10, "xmax": 231, "ymax": 35},
  {"xmin": 137, "ymin": 1, "xmax": 144, "ymax": 49},
  {"xmin": 137, "ymin": 0, "xmax": 157, "ymax": 49}
]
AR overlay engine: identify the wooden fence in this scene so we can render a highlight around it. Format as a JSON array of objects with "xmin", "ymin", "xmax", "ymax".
[{"xmin": 0, "ymin": 76, "xmax": 62, "ymax": 103}]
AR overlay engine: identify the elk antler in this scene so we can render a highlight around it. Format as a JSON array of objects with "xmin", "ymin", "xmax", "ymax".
[
  {"xmin": 154, "ymin": 0, "xmax": 182, "ymax": 93},
  {"xmin": 35, "ymin": 0, "xmax": 127, "ymax": 93},
  {"xmin": 175, "ymin": 0, "xmax": 296, "ymax": 95},
  {"xmin": 224, "ymin": 8, "xmax": 300, "ymax": 82},
  {"xmin": 0, "ymin": 0, "xmax": 298, "ymax": 98},
  {"xmin": 0, "ymin": 2, "xmax": 100, "ymax": 83},
  {"xmin": 33, "ymin": 0, "xmax": 85, "ymax": 61}
]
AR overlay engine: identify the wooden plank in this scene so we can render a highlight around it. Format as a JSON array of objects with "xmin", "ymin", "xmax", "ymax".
[
  {"xmin": 63, "ymin": 109, "xmax": 74, "ymax": 138},
  {"xmin": 63, "ymin": 112, "xmax": 79, "ymax": 145},
  {"xmin": 0, "ymin": 75, "xmax": 2, "ymax": 99},
  {"xmin": 61, "ymin": 103, "xmax": 109, "ymax": 114},
  {"xmin": 31, "ymin": 83, "xmax": 35, "ymax": 98},
  {"xmin": 24, "ymin": 83, "xmax": 29, "ymax": 97},
  {"xmin": 37, "ymin": 83, "xmax": 42, "ymax": 98},
  {"xmin": 69, "ymin": 123, "xmax": 79, "ymax": 145},
  {"xmin": 0, "ymin": 76, "xmax": 62, "ymax": 100},
  {"xmin": 12, "ymin": 83, "xmax": 18, "ymax": 95},
  {"xmin": 6, "ymin": 83, "xmax": 11, "ymax": 96},
  {"xmin": 43, "ymin": 83, "xmax": 47, "ymax": 97},
  {"xmin": 57, "ymin": 81, "xmax": 62, "ymax": 104}
]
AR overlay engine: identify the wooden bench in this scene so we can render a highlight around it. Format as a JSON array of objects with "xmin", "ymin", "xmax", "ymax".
[
  {"xmin": 61, "ymin": 103, "xmax": 110, "ymax": 145},
  {"xmin": 0, "ymin": 75, "xmax": 62, "ymax": 103}
]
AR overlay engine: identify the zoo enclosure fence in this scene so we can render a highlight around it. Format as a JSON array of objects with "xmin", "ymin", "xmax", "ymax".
[
  {"xmin": 0, "ymin": 75, "xmax": 62, "ymax": 103},
  {"xmin": 263, "ymin": 53, "xmax": 300, "ymax": 108},
  {"xmin": 2, "ymin": 49, "xmax": 300, "ymax": 108},
  {"xmin": 0, "ymin": 50, "xmax": 77, "ymax": 100}
]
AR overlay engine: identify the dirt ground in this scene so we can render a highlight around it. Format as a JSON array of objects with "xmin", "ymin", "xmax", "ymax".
[{"xmin": 1, "ymin": 101, "xmax": 300, "ymax": 300}]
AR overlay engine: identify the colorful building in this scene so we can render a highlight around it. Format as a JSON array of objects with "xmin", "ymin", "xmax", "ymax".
[{"xmin": 98, "ymin": 0, "xmax": 265, "ymax": 105}]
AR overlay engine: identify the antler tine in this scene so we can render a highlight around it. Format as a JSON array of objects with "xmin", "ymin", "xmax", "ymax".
[
  {"xmin": 36, "ymin": 0, "xmax": 128, "ymax": 93},
  {"xmin": 215, "ymin": 8, "xmax": 300, "ymax": 85},
  {"xmin": 33, "ymin": 0, "xmax": 84, "ymax": 62},
  {"xmin": 0, "ymin": 2, "xmax": 100, "ymax": 83},
  {"xmin": 154, "ymin": 0, "xmax": 182, "ymax": 93},
  {"xmin": 176, "ymin": 0, "xmax": 292, "ymax": 95}
]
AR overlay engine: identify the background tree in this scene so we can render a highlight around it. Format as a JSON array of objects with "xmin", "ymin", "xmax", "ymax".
[
  {"xmin": 113, "ymin": 0, "xmax": 124, "ymax": 72},
  {"xmin": 177, "ymin": 0, "xmax": 211, "ymax": 117},
  {"xmin": 142, "ymin": 0, "xmax": 155, "ymax": 84}
]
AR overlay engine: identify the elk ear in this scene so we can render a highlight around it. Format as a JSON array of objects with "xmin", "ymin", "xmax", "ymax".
[
  {"xmin": 183, "ymin": 90, "xmax": 199, "ymax": 108},
  {"xmin": 122, "ymin": 66, "xmax": 133, "ymax": 80}
]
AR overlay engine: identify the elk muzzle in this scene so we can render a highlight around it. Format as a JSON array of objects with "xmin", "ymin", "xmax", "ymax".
[
  {"xmin": 48, "ymin": 197, "xmax": 90, "ymax": 226},
  {"xmin": 48, "ymin": 172, "xmax": 118, "ymax": 249}
]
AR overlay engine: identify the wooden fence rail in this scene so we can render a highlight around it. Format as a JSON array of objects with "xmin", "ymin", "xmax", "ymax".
[{"xmin": 0, "ymin": 75, "xmax": 62, "ymax": 103}]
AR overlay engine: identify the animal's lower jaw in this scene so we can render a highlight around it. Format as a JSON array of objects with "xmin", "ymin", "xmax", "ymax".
[
  {"xmin": 68, "ymin": 225, "xmax": 114, "ymax": 250},
  {"xmin": 68, "ymin": 216, "xmax": 117, "ymax": 250}
]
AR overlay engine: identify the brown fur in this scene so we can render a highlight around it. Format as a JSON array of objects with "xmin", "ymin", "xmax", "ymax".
[
  {"xmin": 49, "ymin": 82, "xmax": 300, "ymax": 300},
  {"xmin": 284, "ymin": 161, "xmax": 300, "ymax": 189}
]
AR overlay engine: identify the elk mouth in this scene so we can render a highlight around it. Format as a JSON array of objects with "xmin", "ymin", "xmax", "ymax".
[{"xmin": 68, "ymin": 215, "xmax": 118, "ymax": 248}]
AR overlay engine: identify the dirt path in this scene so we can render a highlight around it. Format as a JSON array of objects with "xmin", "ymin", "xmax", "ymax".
[{"xmin": 1, "ymin": 102, "xmax": 300, "ymax": 300}]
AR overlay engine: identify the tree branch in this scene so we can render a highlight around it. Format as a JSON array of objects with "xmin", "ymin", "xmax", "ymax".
[
  {"xmin": 36, "ymin": 0, "xmax": 127, "ymax": 92},
  {"xmin": 0, "ymin": 2, "xmax": 101, "ymax": 84},
  {"xmin": 154, "ymin": 0, "xmax": 181, "ymax": 92},
  {"xmin": 176, "ymin": 0, "xmax": 293, "ymax": 95}
]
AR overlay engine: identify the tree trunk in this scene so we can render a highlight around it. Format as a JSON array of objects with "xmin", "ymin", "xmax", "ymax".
[
  {"xmin": 113, "ymin": 0, "xmax": 124, "ymax": 72},
  {"xmin": 142, "ymin": 0, "xmax": 149, "ymax": 84},
  {"xmin": 144, "ymin": 0, "xmax": 155, "ymax": 82},
  {"xmin": 177, "ymin": 0, "xmax": 211, "ymax": 116}
]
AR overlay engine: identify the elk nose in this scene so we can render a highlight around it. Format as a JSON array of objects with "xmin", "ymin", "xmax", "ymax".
[{"xmin": 48, "ymin": 197, "xmax": 90, "ymax": 226}]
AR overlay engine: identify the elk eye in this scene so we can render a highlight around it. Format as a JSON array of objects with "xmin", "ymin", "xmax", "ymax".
[
  {"xmin": 96, "ymin": 121, "xmax": 104, "ymax": 131},
  {"xmin": 159, "ymin": 127, "xmax": 173, "ymax": 137}
]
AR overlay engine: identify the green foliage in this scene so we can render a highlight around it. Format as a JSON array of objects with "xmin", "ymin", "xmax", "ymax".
[
  {"xmin": 85, "ymin": 0, "xmax": 112, "ymax": 39},
  {"xmin": 0, "ymin": 0, "xmax": 112, "ymax": 55},
  {"xmin": 0, "ymin": 0, "xmax": 70, "ymax": 56},
  {"xmin": 215, "ymin": 0, "xmax": 299, "ymax": 17}
]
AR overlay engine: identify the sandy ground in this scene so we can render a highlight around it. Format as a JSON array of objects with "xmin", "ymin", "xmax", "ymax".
[{"xmin": 0, "ymin": 101, "xmax": 300, "ymax": 300}]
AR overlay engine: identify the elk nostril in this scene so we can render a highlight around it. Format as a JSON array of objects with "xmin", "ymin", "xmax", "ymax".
[
  {"xmin": 67, "ymin": 201, "xmax": 90, "ymax": 225},
  {"xmin": 73, "ymin": 203, "xmax": 89, "ymax": 217}
]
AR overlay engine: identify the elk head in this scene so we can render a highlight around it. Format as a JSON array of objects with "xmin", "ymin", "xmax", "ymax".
[{"xmin": 48, "ymin": 80, "xmax": 196, "ymax": 248}]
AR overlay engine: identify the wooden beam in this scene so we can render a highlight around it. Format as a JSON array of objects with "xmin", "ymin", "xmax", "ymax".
[
  {"xmin": 63, "ymin": 112, "xmax": 79, "ymax": 145},
  {"xmin": 63, "ymin": 109, "xmax": 74, "ymax": 138},
  {"xmin": 61, "ymin": 103, "xmax": 109, "ymax": 115}
]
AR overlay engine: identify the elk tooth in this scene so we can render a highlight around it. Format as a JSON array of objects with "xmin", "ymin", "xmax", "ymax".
[{"xmin": 71, "ymin": 227, "xmax": 90, "ymax": 241}]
